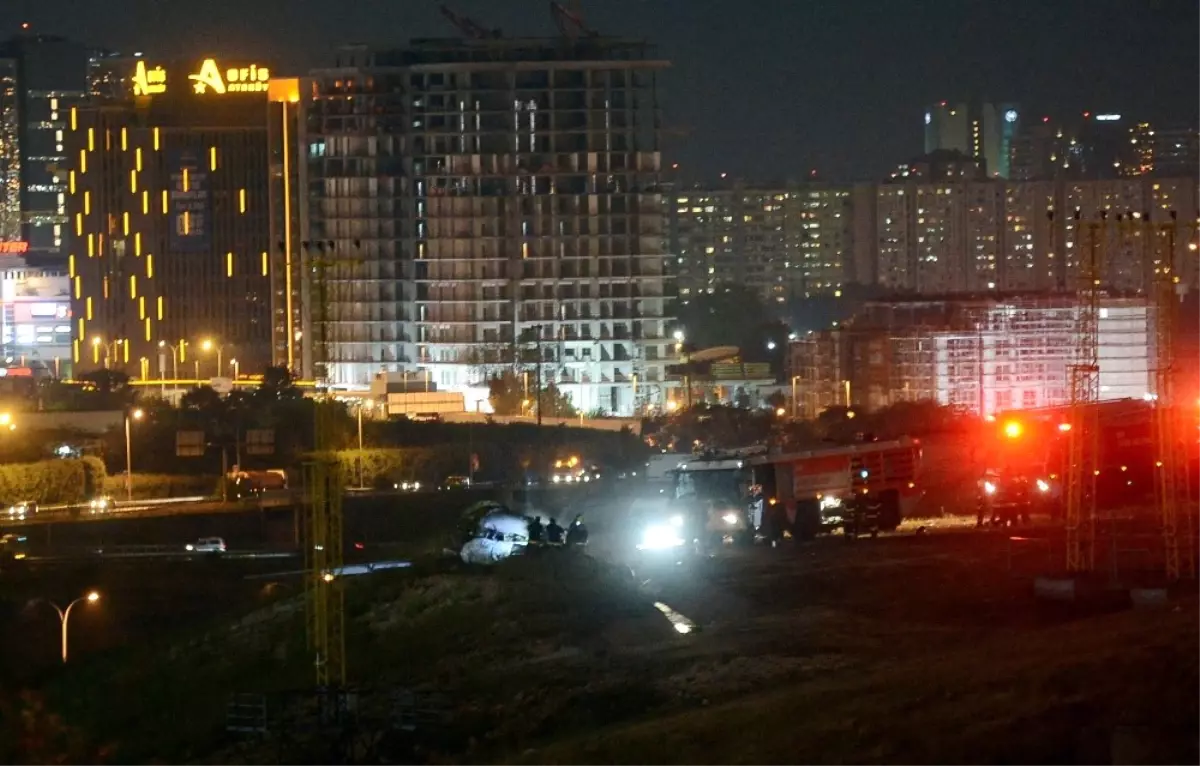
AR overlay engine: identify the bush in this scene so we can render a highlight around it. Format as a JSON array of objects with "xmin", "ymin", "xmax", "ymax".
[
  {"xmin": 0, "ymin": 458, "xmax": 108, "ymax": 506},
  {"xmin": 101, "ymin": 473, "xmax": 218, "ymax": 500}
]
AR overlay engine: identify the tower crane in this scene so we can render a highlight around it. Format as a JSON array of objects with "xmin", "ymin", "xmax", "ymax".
[
  {"xmin": 439, "ymin": 5, "xmax": 501, "ymax": 39},
  {"xmin": 550, "ymin": 1, "xmax": 599, "ymax": 38}
]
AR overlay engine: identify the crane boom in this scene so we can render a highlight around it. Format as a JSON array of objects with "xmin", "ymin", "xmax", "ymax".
[
  {"xmin": 439, "ymin": 4, "xmax": 501, "ymax": 39},
  {"xmin": 550, "ymin": 1, "xmax": 598, "ymax": 38}
]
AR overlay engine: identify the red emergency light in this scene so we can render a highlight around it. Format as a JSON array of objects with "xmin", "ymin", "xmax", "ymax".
[{"xmin": 1003, "ymin": 420, "xmax": 1023, "ymax": 439}]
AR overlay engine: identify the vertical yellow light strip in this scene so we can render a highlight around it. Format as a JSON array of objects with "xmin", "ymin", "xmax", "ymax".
[
  {"xmin": 78, "ymin": 318, "xmax": 85, "ymax": 343},
  {"xmin": 226, "ymin": 252, "xmax": 233, "ymax": 277},
  {"xmin": 157, "ymin": 296, "xmax": 164, "ymax": 320},
  {"xmin": 86, "ymin": 297, "xmax": 93, "ymax": 320},
  {"xmin": 281, "ymin": 100, "xmax": 294, "ymax": 370},
  {"xmin": 146, "ymin": 254, "xmax": 153, "ymax": 278},
  {"xmin": 153, "ymin": 127, "xmax": 160, "ymax": 151},
  {"xmin": 68, "ymin": 255, "xmax": 75, "ymax": 278},
  {"xmin": 83, "ymin": 191, "xmax": 90, "ymax": 215},
  {"xmin": 136, "ymin": 147, "xmax": 143, "ymax": 171},
  {"xmin": 87, "ymin": 234, "xmax": 94, "ymax": 257},
  {"xmin": 71, "ymin": 107, "xmax": 77, "ymax": 131},
  {"xmin": 134, "ymin": 232, "xmax": 141, "ymax": 256},
  {"xmin": 139, "ymin": 296, "xmax": 146, "ymax": 319},
  {"xmin": 161, "ymin": 190, "xmax": 168, "ymax": 214},
  {"xmin": 74, "ymin": 213, "xmax": 82, "ymax": 236},
  {"xmin": 73, "ymin": 275, "xmax": 81, "ymax": 298},
  {"xmin": 130, "ymin": 274, "xmax": 137, "ymax": 298},
  {"xmin": 209, "ymin": 147, "xmax": 218, "ymax": 171},
  {"xmin": 239, "ymin": 188, "xmax": 246, "ymax": 213},
  {"xmin": 183, "ymin": 168, "xmax": 190, "ymax": 192},
  {"xmin": 183, "ymin": 211, "xmax": 190, "ymax": 234},
  {"xmin": 92, "ymin": 341, "xmax": 99, "ymax": 365},
  {"xmin": 142, "ymin": 190, "xmax": 149, "ymax": 214},
  {"xmin": 121, "ymin": 127, "xmax": 128, "ymax": 151},
  {"xmin": 130, "ymin": 169, "xmax": 137, "ymax": 193},
  {"xmin": 105, "ymin": 129, "xmax": 111, "ymax": 150},
  {"xmin": 69, "ymin": 171, "xmax": 75, "ymax": 194},
  {"xmin": 72, "ymin": 338, "xmax": 80, "ymax": 364},
  {"xmin": 123, "ymin": 212, "xmax": 130, "ymax": 235},
  {"xmin": 79, "ymin": 149, "xmax": 87, "ymax": 173},
  {"xmin": 87, "ymin": 128, "xmax": 94, "ymax": 151},
  {"xmin": 103, "ymin": 276, "xmax": 109, "ymax": 298},
  {"xmin": 123, "ymin": 341, "xmax": 129, "ymax": 364},
  {"xmin": 145, "ymin": 317, "xmax": 152, "ymax": 342},
  {"xmin": 261, "ymin": 251, "xmax": 268, "ymax": 276}
]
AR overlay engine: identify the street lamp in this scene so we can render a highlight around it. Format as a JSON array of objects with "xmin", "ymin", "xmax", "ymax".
[
  {"xmin": 36, "ymin": 591, "xmax": 100, "ymax": 663},
  {"xmin": 200, "ymin": 339, "xmax": 227, "ymax": 379},
  {"xmin": 124, "ymin": 408, "xmax": 144, "ymax": 501},
  {"xmin": 229, "ymin": 358, "xmax": 239, "ymax": 380},
  {"xmin": 0, "ymin": 412, "xmax": 14, "ymax": 432}
]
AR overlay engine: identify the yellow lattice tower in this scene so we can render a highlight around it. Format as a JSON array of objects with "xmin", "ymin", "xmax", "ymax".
[
  {"xmin": 305, "ymin": 254, "xmax": 347, "ymax": 688},
  {"xmin": 1065, "ymin": 213, "xmax": 1102, "ymax": 573}
]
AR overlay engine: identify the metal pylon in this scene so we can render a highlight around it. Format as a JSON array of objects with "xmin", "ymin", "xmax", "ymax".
[{"xmin": 1065, "ymin": 216, "xmax": 1101, "ymax": 573}]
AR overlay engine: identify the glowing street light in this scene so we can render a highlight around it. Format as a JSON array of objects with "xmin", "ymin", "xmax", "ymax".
[
  {"xmin": 124, "ymin": 408, "xmax": 144, "ymax": 501},
  {"xmin": 35, "ymin": 591, "xmax": 101, "ymax": 663}
]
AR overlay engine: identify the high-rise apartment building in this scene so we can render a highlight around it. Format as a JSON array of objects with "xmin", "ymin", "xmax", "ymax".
[
  {"xmin": 67, "ymin": 57, "xmax": 275, "ymax": 377},
  {"xmin": 924, "ymin": 101, "xmax": 1021, "ymax": 179},
  {"xmin": 0, "ymin": 34, "xmax": 91, "ymax": 267},
  {"xmin": 280, "ymin": 38, "xmax": 673, "ymax": 415},
  {"xmin": 668, "ymin": 182, "xmax": 869, "ymax": 305},
  {"xmin": 1010, "ymin": 113, "xmax": 1199, "ymax": 182}
]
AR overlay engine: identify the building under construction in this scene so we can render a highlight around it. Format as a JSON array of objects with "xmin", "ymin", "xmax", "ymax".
[{"xmin": 790, "ymin": 292, "xmax": 1155, "ymax": 418}]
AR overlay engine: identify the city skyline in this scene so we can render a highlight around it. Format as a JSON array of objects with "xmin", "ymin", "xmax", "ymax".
[{"xmin": 2, "ymin": 0, "xmax": 1196, "ymax": 180}]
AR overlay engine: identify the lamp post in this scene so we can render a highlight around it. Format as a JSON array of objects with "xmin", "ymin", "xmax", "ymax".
[
  {"xmin": 356, "ymin": 402, "xmax": 365, "ymax": 489},
  {"xmin": 230, "ymin": 358, "xmax": 240, "ymax": 381},
  {"xmin": 124, "ymin": 408, "xmax": 144, "ymax": 501},
  {"xmin": 200, "ymin": 339, "xmax": 225, "ymax": 379},
  {"xmin": 38, "ymin": 591, "xmax": 100, "ymax": 663},
  {"xmin": 91, "ymin": 337, "xmax": 124, "ymax": 369}
]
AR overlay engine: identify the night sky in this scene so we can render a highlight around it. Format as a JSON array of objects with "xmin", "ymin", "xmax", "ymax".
[{"xmin": 7, "ymin": 0, "xmax": 1198, "ymax": 181}]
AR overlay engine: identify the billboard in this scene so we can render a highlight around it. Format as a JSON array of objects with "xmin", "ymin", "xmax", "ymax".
[{"xmin": 167, "ymin": 149, "xmax": 210, "ymax": 254}]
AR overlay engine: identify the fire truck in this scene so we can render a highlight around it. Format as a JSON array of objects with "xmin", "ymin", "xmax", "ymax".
[
  {"xmin": 752, "ymin": 438, "xmax": 922, "ymax": 539},
  {"xmin": 979, "ymin": 397, "xmax": 1200, "ymax": 519},
  {"xmin": 666, "ymin": 439, "xmax": 922, "ymax": 543}
]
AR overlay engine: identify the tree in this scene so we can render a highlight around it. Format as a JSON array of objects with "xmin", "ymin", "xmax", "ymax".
[
  {"xmin": 676, "ymin": 284, "xmax": 773, "ymax": 350},
  {"xmin": 76, "ymin": 369, "xmax": 134, "ymax": 409},
  {"xmin": 256, "ymin": 366, "xmax": 302, "ymax": 402},
  {"xmin": 487, "ymin": 372, "xmax": 576, "ymax": 418},
  {"xmin": 180, "ymin": 386, "xmax": 223, "ymax": 413}
]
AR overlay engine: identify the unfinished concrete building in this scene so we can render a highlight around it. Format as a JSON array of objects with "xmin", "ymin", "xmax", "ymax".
[{"xmin": 789, "ymin": 293, "xmax": 1154, "ymax": 418}]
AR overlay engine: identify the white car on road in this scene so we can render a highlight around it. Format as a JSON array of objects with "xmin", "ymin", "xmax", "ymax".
[{"xmin": 185, "ymin": 537, "xmax": 227, "ymax": 554}]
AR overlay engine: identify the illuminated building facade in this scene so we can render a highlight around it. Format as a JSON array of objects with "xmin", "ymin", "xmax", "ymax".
[
  {"xmin": 0, "ymin": 259, "xmax": 71, "ymax": 377},
  {"xmin": 281, "ymin": 39, "xmax": 673, "ymax": 415},
  {"xmin": 66, "ymin": 58, "xmax": 273, "ymax": 378},
  {"xmin": 0, "ymin": 34, "xmax": 91, "ymax": 267},
  {"xmin": 667, "ymin": 183, "xmax": 870, "ymax": 305},
  {"xmin": 924, "ymin": 102, "xmax": 1021, "ymax": 179}
]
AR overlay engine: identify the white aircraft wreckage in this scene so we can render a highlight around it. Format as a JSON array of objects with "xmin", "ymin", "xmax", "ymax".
[{"xmin": 457, "ymin": 502, "xmax": 531, "ymax": 565}]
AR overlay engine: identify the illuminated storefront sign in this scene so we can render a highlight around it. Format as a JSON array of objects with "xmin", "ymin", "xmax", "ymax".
[
  {"xmin": 0, "ymin": 242, "xmax": 29, "ymax": 255},
  {"xmin": 188, "ymin": 59, "xmax": 270, "ymax": 95},
  {"xmin": 132, "ymin": 60, "xmax": 167, "ymax": 96}
]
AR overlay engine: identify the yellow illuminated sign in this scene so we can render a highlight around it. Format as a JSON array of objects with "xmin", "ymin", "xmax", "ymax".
[
  {"xmin": 132, "ymin": 60, "xmax": 167, "ymax": 96},
  {"xmin": 188, "ymin": 59, "xmax": 270, "ymax": 95}
]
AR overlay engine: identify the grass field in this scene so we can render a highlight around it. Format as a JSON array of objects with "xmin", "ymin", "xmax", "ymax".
[{"xmin": 2, "ymin": 524, "xmax": 1196, "ymax": 764}]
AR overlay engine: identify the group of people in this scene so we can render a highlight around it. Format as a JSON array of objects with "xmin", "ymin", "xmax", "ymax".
[{"xmin": 527, "ymin": 514, "xmax": 589, "ymax": 547}]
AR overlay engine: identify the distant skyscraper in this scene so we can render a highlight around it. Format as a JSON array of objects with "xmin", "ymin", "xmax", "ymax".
[
  {"xmin": 0, "ymin": 34, "xmax": 91, "ymax": 267},
  {"xmin": 923, "ymin": 101, "xmax": 1021, "ymax": 179}
]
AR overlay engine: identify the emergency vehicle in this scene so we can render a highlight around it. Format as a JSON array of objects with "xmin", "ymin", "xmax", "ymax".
[{"xmin": 668, "ymin": 439, "xmax": 922, "ymax": 542}]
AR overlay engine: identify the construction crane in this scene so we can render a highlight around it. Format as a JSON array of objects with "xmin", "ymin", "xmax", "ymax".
[
  {"xmin": 439, "ymin": 4, "xmax": 501, "ymax": 39},
  {"xmin": 550, "ymin": 1, "xmax": 599, "ymax": 38},
  {"xmin": 302, "ymin": 239, "xmax": 362, "ymax": 690}
]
